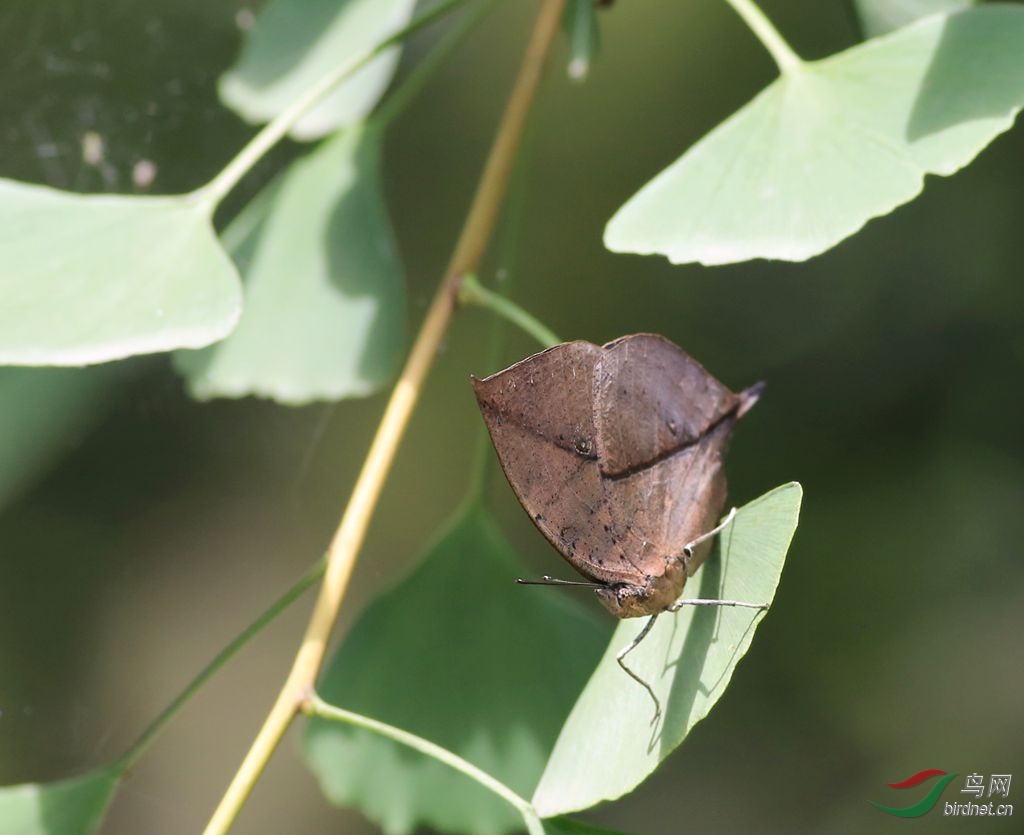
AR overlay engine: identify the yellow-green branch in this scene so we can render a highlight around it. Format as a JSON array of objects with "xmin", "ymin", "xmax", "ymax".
[{"xmin": 201, "ymin": 2, "xmax": 568, "ymax": 832}]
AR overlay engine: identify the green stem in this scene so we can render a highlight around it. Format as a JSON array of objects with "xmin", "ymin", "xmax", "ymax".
[
  {"xmin": 459, "ymin": 273, "xmax": 561, "ymax": 350},
  {"xmin": 722, "ymin": 0, "xmax": 802, "ymax": 73},
  {"xmin": 375, "ymin": 0, "xmax": 497, "ymax": 129},
  {"xmin": 112, "ymin": 559, "xmax": 326, "ymax": 773},
  {"xmin": 304, "ymin": 695, "xmax": 545, "ymax": 835},
  {"xmin": 194, "ymin": 0, "xmax": 472, "ymax": 209}
]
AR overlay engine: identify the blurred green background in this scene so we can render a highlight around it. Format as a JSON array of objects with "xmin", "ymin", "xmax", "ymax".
[{"xmin": 1, "ymin": 0, "xmax": 1022, "ymax": 832}]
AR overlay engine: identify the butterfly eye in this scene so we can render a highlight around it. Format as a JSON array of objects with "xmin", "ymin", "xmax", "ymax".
[{"xmin": 574, "ymin": 438, "xmax": 592, "ymax": 455}]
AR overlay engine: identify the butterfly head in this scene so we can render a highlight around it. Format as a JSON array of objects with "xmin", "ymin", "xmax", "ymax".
[{"xmin": 594, "ymin": 558, "xmax": 687, "ymax": 618}]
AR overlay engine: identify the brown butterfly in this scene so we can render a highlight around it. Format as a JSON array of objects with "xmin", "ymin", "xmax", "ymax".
[{"xmin": 473, "ymin": 333, "xmax": 765, "ymax": 713}]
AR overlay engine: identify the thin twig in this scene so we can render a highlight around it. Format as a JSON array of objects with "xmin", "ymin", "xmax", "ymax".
[
  {"xmin": 459, "ymin": 273, "xmax": 562, "ymax": 350},
  {"xmin": 200, "ymin": 2, "xmax": 568, "ymax": 832}
]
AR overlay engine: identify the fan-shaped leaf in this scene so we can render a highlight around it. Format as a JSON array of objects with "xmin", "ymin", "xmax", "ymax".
[
  {"xmin": 0, "ymin": 769, "xmax": 119, "ymax": 835},
  {"xmin": 303, "ymin": 502, "xmax": 605, "ymax": 835},
  {"xmin": 0, "ymin": 182, "xmax": 239, "ymax": 366},
  {"xmin": 220, "ymin": 0, "xmax": 417, "ymax": 140},
  {"xmin": 174, "ymin": 123, "xmax": 404, "ymax": 404},
  {"xmin": 854, "ymin": 0, "xmax": 975, "ymax": 38},
  {"xmin": 533, "ymin": 483, "xmax": 801, "ymax": 817},
  {"xmin": 605, "ymin": 6, "xmax": 1024, "ymax": 265}
]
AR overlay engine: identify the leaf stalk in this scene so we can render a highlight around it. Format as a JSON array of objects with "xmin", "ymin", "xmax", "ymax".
[
  {"xmin": 304, "ymin": 695, "xmax": 545, "ymax": 834},
  {"xmin": 459, "ymin": 273, "xmax": 562, "ymax": 350},
  {"xmin": 722, "ymin": 0, "xmax": 803, "ymax": 73}
]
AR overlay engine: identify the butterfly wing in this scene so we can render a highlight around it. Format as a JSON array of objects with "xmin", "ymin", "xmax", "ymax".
[
  {"xmin": 472, "ymin": 341, "xmax": 643, "ymax": 586},
  {"xmin": 593, "ymin": 333, "xmax": 738, "ymax": 477},
  {"xmin": 594, "ymin": 334, "xmax": 740, "ymax": 567},
  {"xmin": 473, "ymin": 334, "xmax": 755, "ymax": 593}
]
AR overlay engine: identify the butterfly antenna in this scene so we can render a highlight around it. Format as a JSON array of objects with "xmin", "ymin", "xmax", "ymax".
[{"xmin": 516, "ymin": 575, "xmax": 603, "ymax": 588}]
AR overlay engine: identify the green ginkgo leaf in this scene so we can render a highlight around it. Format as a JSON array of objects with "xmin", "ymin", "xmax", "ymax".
[
  {"xmin": 220, "ymin": 0, "xmax": 417, "ymax": 140},
  {"xmin": 174, "ymin": 122, "xmax": 405, "ymax": 404},
  {"xmin": 532, "ymin": 484, "xmax": 801, "ymax": 817},
  {"xmin": 0, "ymin": 183, "xmax": 239, "ymax": 366},
  {"xmin": 605, "ymin": 5, "xmax": 1024, "ymax": 265},
  {"xmin": 303, "ymin": 502, "xmax": 604, "ymax": 835},
  {"xmin": 0, "ymin": 769, "xmax": 119, "ymax": 835},
  {"xmin": 854, "ymin": 0, "xmax": 976, "ymax": 38}
]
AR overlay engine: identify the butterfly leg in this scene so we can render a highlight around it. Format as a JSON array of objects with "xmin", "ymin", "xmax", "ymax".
[
  {"xmin": 616, "ymin": 614, "xmax": 662, "ymax": 720},
  {"xmin": 667, "ymin": 597, "xmax": 767, "ymax": 612},
  {"xmin": 677, "ymin": 508, "xmax": 768, "ymax": 610}
]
